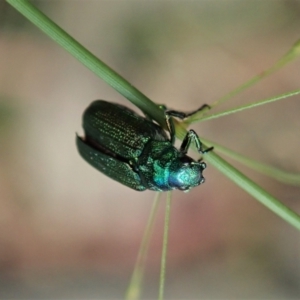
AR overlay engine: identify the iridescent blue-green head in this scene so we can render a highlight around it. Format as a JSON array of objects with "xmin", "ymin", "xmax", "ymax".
[{"xmin": 168, "ymin": 156, "xmax": 206, "ymax": 192}]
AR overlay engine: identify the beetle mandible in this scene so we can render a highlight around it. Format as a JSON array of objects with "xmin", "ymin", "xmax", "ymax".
[{"xmin": 76, "ymin": 100, "xmax": 213, "ymax": 192}]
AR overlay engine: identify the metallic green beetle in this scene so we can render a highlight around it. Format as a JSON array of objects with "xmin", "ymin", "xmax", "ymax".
[{"xmin": 76, "ymin": 100, "xmax": 212, "ymax": 192}]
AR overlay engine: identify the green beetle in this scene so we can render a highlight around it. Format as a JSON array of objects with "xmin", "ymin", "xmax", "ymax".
[{"xmin": 76, "ymin": 100, "xmax": 212, "ymax": 191}]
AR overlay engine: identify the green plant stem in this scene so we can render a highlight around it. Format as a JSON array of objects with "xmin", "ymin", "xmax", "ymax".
[
  {"xmin": 125, "ymin": 193, "xmax": 161, "ymax": 300},
  {"xmin": 201, "ymin": 138, "xmax": 300, "ymax": 186},
  {"xmin": 187, "ymin": 89, "xmax": 300, "ymax": 124},
  {"xmin": 158, "ymin": 192, "xmax": 172, "ymax": 300},
  {"xmin": 7, "ymin": 1, "xmax": 300, "ymax": 233},
  {"xmin": 206, "ymin": 151, "xmax": 300, "ymax": 230},
  {"xmin": 175, "ymin": 126, "xmax": 300, "ymax": 231},
  {"xmin": 208, "ymin": 39, "xmax": 300, "ymax": 110},
  {"xmin": 6, "ymin": 0, "xmax": 166, "ymax": 127},
  {"xmin": 184, "ymin": 39, "xmax": 300, "ymax": 123}
]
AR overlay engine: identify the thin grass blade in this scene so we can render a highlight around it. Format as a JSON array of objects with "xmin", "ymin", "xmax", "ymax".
[
  {"xmin": 201, "ymin": 138, "xmax": 300, "ymax": 186},
  {"xmin": 186, "ymin": 89, "xmax": 300, "ymax": 124}
]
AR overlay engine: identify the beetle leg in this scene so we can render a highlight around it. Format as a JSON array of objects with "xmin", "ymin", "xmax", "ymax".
[
  {"xmin": 166, "ymin": 104, "xmax": 210, "ymax": 120},
  {"xmin": 141, "ymin": 104, "xmax": 177, "ymax": 145},
  {"xmin": 164, "ymin": 113, "xmax": 176, "ymax": 145},
  {"xmin": 164, "ymin": 104, "xmax": 211, "ymax": 145},
  {"xmin": 197, "ymin": 158, "xmax": 207, "ymax": 169},
  {"xmin": 180, "ymin": 129, "xmax": 213, "ymax": 155}
]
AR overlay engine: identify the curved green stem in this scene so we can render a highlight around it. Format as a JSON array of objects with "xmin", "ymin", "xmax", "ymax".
[
  {"xmin": 202, "ymin": 138, "xmax": 300, "ymax": 186},
  {"xmin": 125, "ymin": 193, "xmax": 161, "ymax": 300},
  {"xmin": 176, "ymin": 126, "xmax": 300, "ymax": 231},
  {"xmin": 187, "ymin": 89, "xmax": 300, "ymax": 124},
  {"xmin": 6, "ymin": 0, "xmax": 166, "ymax": 127},
  {"xmin": 208, "ymin": 39, "xmax": 300, "ymax": 110},
  {"xmin": 158, "ymin": 192, "xmax": 172, "ymax": 300}
]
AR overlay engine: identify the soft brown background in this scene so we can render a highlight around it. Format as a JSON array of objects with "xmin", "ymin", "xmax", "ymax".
[{"xmin": 0, "ymin": 0, "xmax": 300, "ymax": 299}]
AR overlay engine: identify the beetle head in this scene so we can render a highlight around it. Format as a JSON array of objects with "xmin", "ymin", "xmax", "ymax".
[{"xmin": 169, "ymin": 156, "xmax": 206, "ymax": 192}]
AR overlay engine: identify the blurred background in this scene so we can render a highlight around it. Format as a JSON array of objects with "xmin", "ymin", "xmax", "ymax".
[{"xmin": 0, "ymin": 0, "xmax": 300, "ymax": 299}]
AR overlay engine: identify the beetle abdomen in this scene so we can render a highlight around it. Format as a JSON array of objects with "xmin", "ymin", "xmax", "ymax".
[
  {"xmin": 82, "ymin": 100, "xmax": 169, "ymax": 160},
  {"xmin": 76, "ymin": 135, "xmax": 146, "ymax": 191}
]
